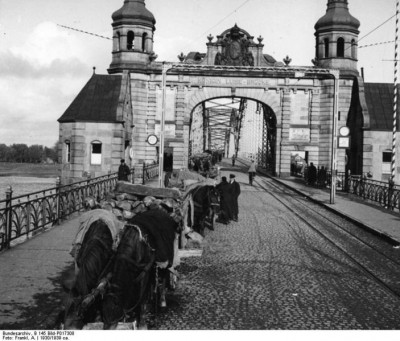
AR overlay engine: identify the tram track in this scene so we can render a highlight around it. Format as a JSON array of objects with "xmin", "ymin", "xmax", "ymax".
[{"xmin": 250, "ymin": 174, "xmax": 400, "ymax": 300}]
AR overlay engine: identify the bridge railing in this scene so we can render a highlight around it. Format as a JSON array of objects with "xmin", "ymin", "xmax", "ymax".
[
  {"xmin": 142, "ymin": 162, "xmax": 159, "ymax": 185},
  {"xmin": 346, "ymin": 176, "xmax": 400, "ymax": 212},
  {"xmin": 300, "ymin": 165, "xmax": 400, "ymax": 213},
  {"xmin": 0, "ymin": 168, "xmax": 135, "ymax": 252}
]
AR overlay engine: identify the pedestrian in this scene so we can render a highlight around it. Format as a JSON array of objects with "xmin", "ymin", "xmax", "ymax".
[
  {"xmin": 248, "ymin": 160, "xmax": 256, "ymax": 186},
  {"xmin": 216, "ymin": 176, "xmax": 233, "ymax": 224},
  {"xmin": 232, "ymin": 154, "xmax": 236, "ymax": 166},
  {"xmin": 308, "ymin": 162, "xmax": 317, "ymax": 186},
  {"xmin": 318, "ymin": 166, "xmax": 327, "ymax": 188},
  {"xmin": 229, "ymin": 174, "xmax": 241, "ymax": 222},
  {"xmin": 118, "ymin": 159, "xmax": 130, "ymax": 181}
]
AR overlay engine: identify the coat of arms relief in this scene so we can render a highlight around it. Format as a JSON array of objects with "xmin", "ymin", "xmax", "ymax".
[{"xmin": 215, "ymin": 24, "xmax": 255, "ymax": 66}]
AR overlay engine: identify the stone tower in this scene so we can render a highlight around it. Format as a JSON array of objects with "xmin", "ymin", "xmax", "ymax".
[
  {"xmin": 108, "ymin": 0, "xmax": 156, "ymax": 74},
  {"xmin": 314, "ymin": 0, "xmax": 360, "ymax": 76}
]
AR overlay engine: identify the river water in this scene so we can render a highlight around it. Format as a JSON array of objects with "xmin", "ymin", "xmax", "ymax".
[{"xmin": 0, "ymin": 176, "xmax": 57, "ymax": 201}]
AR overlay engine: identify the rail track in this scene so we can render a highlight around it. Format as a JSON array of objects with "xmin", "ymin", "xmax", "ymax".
[{"xmin": 251, "ymin": 173, "xmax": 400, "ymax": 300}]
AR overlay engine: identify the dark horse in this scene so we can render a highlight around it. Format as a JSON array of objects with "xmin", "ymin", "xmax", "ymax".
[
  {"xmin": 63, "ymin": 219, "xmax": 114, "ymax": 329},
  {"xmin": 187, "ymin": 185, "xmax": 220, "ymax": 236},
  {"xmin": 63, "ymin": 209, "xmax": 178, "ymax": 330}
]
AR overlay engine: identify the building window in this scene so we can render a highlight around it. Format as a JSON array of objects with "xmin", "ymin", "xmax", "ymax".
[
  {"xmin": 91, "ymin": 142, "xmax": 102, "ymax": 165},
  {"xmin": 324, "ymin": 38, "xmax": 329, "ymax": 58},
  {"xmin": 337, "ymin": 38, "xmax": 345, "ymax": 57},
  {"xmin": 65, "ymin": 140, "xmax": 71, "ymax": 163},
  {"xmin": 142, "ymin": 32, "xmax": 147, "ymax": 51},
  {"xmin": 127, "ymin": 31, "xmax": 134, "ymax": 50},
  {"xmin": 382, "ymin": 151, "xmax": 392, "ymax": 174}
]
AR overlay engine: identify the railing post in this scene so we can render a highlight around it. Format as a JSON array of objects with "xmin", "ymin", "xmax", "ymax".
[
  {"xmin": 142, "ymin": 162, "xmax": 146, "ymax": 185},
  {"xmin": 361, "ymin": 175, "xmax": 366, "ymax": 199},
  {"xmin": 388, "ymin": 178, "xmax": 394, "ymax": 210},
  {"xmin": 131, "ymin": 168, "xmax": 135, "ymax": 184},
  {"xmin": 5, "ymin": 186, "xmax": 13, "ymax": 250},
  {"xmin": 56, "ymin": 177, "xmax": 61, "ymax": 225}
]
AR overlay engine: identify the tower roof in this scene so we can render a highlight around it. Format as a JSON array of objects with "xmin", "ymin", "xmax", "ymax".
[
  {"xmin": 112, "ymin": 0, "xmax": 155, "ymax": 27},
  {"xmin": 315, "ymin": 0, "xmax": 360, "ymax": 33}
]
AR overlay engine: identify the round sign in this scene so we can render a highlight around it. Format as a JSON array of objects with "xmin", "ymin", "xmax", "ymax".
[
  {"xmin": 129, "ymin": 147, "xmax": 134, "ymax": 159},
  {"xmin": 339, "ymin": 126, "xmax": 350, "ymax": 137},
  {"xmin": 147, "ymin": 134, "xmax": 158, "ymax": 145}
]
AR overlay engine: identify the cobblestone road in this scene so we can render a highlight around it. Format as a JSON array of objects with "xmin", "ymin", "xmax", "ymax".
[{"xmin": 150, "ymin": 174, "xmax": 400, "ymax": 330}]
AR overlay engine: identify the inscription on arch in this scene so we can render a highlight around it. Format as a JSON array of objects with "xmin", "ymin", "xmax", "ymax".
[{"xmin": 189, "ymin": 77, "xmax": 277, "ymax": 88}]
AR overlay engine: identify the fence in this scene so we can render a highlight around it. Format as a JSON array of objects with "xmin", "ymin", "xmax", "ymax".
[
  {"xmin": 0, "ymin": 168, "xmax": 134, "ymax": 252},
  {"xmin": 142, "ymin": 162, "xmax": 159, "ymax": 185},
  {"xmin": 347, "ymin": 176, "xmax": 400, "ymax": 211},
  {"xmin": 292, "ymin": 164, "xmax": 400, "ymax": 213}
]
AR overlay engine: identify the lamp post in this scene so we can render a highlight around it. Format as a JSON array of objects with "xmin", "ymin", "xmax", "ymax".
[
  {"xmin": 330, "ymin": 69, "xmax": 340, "ymax": 204},
  {"xmin": 158, "ymin": 62, "xmax": 173, "ymax": 188}
]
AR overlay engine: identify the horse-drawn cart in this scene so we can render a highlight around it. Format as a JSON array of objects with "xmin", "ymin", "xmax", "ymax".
[{"xmin": 63, "ymin": 180, "xmax": 219, "ymax": 330}]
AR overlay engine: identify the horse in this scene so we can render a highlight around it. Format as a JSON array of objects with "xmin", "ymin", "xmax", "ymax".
[
  {"xmin": 185, "ymin": 185, "xmax": 220, "ymax": 236},
  {"xmin": 102, "ymin": 208, "xmax": 178, "ymax": 329},
  {"xmin": 63, "ymin": 219, "xmax": 115, "ymax": 329},
  {"xmin": 63, "ymin": 208, "xmax": 179, "ymax": 330}
]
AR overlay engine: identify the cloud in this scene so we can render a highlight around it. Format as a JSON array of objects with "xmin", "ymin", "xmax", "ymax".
[
  {"xmin": 0, "ymin": 50, "xmax": 88, "ymax": 78},
  {"xmin": 0, "ymin": 21, "xmax": 97, "ymax": 146}
]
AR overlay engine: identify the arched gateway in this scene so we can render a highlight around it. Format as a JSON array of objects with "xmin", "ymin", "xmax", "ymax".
[{"xmin": 59, "ymin": 0, "xmax": 374, "ymax": 184}]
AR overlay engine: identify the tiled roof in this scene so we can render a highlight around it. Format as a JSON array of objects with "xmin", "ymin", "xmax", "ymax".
[
  {"xmin": 364, "ymin": 83, "xmax": 400, "ymax": 131},
  {"xmin": 58, "ymin": 74, "xmax": 123, "ymax": 123}
]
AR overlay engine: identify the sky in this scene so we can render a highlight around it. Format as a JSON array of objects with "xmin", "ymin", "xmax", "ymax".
[{"xmin": 0, "ymin": 0, "xmax": 397, "ymax": 147}]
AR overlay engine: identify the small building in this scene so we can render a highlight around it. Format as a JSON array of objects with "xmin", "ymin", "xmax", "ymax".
[{"xmin": 58, "ymin": 72, "xmax": 132, "ymax": 184}]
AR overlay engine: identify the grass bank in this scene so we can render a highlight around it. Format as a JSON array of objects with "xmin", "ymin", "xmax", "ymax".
[{"xmin": 0, "ymin": 162, "xmax": 60, "ymax": 178}]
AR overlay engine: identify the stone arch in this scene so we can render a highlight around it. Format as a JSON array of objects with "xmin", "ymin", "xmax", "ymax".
[
  {"xmin": 184, "ymin": 86, "xmax": 282, "ymax": 172},
  {"xmin": 186, "ymin": 87, "xmax": 281, "ymax": 122}
]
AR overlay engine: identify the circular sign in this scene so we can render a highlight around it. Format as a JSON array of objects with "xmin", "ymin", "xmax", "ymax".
[
  {"xmin": 339, "ymin": 126, "xmax": 350, "ymax": 137},
  {"xmin": 129, "ymin": 147, "xmax": 134, "ymax": 159},
  {"xmin": 147, "ymin": 134, "xmax": 158, "ymax": 145}
]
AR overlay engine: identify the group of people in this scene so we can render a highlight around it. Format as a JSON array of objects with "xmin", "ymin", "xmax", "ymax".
[
  {"xmin": 216, "ymin": 174, "xmax": 241, "ymax": 225},
  {"xmin": 305, "ymin": 162, "xmax": 327, "ymax": 187}
]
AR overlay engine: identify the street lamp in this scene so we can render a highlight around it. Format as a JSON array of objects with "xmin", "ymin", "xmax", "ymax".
[
  {"xmin": 158, "ymin": 62, "xmax": 173, "ymax": 188},
  {"xmin": 329, "ymin": 69, "xmax": 340, "ymax": 204}
]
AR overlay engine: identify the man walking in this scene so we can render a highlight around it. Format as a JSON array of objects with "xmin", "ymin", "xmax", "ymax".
[
  {"xmin": 118, "ymin": 159, "xmax": 130, "ymax": 181},
  {"xmin": 248, "ymin": 160, "xmax": 256, "ymax": 186},
  {"xmin": 229, "ymin": 174, "xmax": 240, "ymax": 222}
]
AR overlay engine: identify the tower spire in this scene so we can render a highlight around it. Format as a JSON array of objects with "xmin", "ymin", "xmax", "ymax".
[
  {"xmin": 109, "ymin": 0, "xmax": 156, "ymax": 74},
  {"xmin": 314, "ymin": 0, "xmax": 360, "ymax": 76}
]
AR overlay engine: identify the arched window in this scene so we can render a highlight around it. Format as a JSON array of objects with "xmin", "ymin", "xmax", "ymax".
[
  {"xmin": 91, "ymin": 141, "xmax": 102, "ymax": 165},
  {"xmin": 324, "ymin": 38, "xmax": 329, "ymax": 58},
  {"xmin": 351, "ymin": 39, "xmax": 356, "ymax": 59},
  {"xmin": 65, "ymin": 140, "xmax": 71, "ymax": 163},
  {"xmin": 116, "ymin": 31, "xmax": 121, "ymax": 51},
  {"xmin": 337, "ymin": 38, "xmax": 345, "ymax": 57},
  {"xmin": 127, "ymin": 31, "xmax": 135, "ymax": 50},
  {"xmin": 142, "ymin": 32, "xmax": 148, "ymax": 51}
]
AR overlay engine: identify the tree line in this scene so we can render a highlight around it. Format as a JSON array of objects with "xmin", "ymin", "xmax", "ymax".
[{"xmin": 0, "ymin": 143, "xmax": 58, "ymax": 163}]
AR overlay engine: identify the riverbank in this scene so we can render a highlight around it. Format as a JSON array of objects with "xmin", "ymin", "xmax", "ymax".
[{"xmin": 0, "ymin": 162, "xmax": 60, "ymax": 178}]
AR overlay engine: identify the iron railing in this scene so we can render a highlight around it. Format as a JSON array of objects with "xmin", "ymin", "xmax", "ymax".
[
  {"xmin": 142, "ymin": 162, "xmax": 159, "ymax": 185},
  {"xmin": 294, "ymin": 165, "xmax": 400, "ymax": 213},
  {"xmin": 0, "ymin": 168, "xmax": 135, "ymax": 252},
  {"xmin": 347, "ymin": 176, "xmax": 400, "ymax": 211}
]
